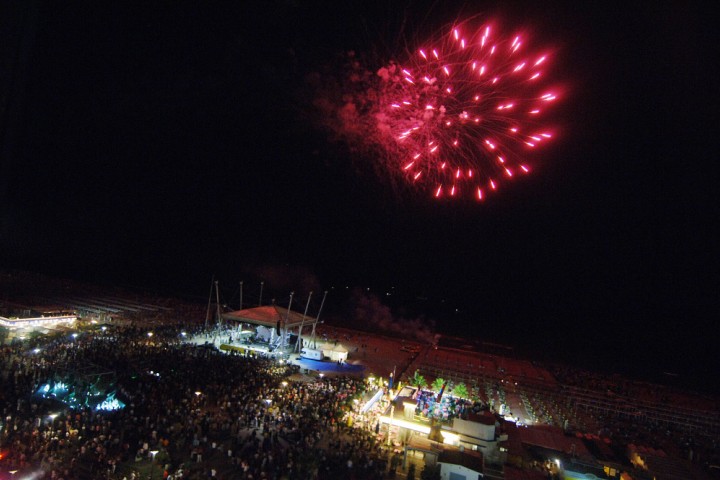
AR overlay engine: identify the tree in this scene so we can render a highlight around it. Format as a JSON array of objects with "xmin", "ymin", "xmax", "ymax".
[
  {"xmin": 452, "ymin": 382, "xmax": 468, "ymax": 399},
  {"xmin": 409, "ymin": 370, "xmax": 427, "ymax": 389},
  {"xmin": 431, "ymin": 377, "xmax": 445, "ymax": 393},
  {"xmin": 420, "ymin": 464, "xmax": 441, "ymax": 480}
]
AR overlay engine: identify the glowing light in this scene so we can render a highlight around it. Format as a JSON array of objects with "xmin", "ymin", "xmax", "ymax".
[{"xmin": 96, "ymin": 392, "xmax": 125, "ymax": 411}]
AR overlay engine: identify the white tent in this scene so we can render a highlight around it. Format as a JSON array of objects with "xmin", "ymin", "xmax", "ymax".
[{"xmin": 320, "ymin": 343, "xmax": 348, "ymax": 362}]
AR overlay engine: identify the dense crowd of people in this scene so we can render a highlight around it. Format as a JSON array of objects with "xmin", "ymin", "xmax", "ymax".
[
  {"xmin": 412, "ymin": 389, "xmax": 479, "ymax": 422},
  {"xmin": 0, "ymin": 322, "xmax": 393, "ymax": 480},
  {"xmin": 2, "ymin": 276, "xmax": 719, "ymax": 479}
]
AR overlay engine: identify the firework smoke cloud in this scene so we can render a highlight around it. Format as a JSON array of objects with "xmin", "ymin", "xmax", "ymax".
[{"xmin": 312, "ymin": 15, "xmax": 562, "ymax": 200}]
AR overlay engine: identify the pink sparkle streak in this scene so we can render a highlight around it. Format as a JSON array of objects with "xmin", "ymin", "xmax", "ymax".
[{"xmin": 366, "ymin": 17, "xmax": 562, "ymax": 200}]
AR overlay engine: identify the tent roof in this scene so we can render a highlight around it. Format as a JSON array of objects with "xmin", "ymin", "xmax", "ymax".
[
  {"xmin": 519, "ymin": 426, "xmax": 593, "ymax": 460},
  {"xmin": 438, "ymin": 449, "xmax": 484, "ymax": 473},
  {"xmin": 221, "ymin": 305, "xmax": 315, "ymax": 329}
]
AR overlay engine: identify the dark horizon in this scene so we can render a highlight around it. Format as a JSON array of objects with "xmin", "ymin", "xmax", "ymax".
[{"xmin": 2, "ymin": 2, "xmax": 718, "ymax": 394}]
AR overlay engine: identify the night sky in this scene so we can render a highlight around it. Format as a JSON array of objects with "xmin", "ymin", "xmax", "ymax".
[{"xmin": 1, "ymin": 2, "xmax": 718, "ymax": 391}]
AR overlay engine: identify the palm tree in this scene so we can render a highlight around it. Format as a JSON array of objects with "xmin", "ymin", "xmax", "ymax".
[
  {"xmin": 431, "ymin": 377, "xmax": 445, "ymax": 393},
  {"xmin": 409, "ymin": 370, "xmax": 428, "ymax": 389},
  {"xmin": 452, "ymin": 382, "xmax": 468, "ymax": 399}
]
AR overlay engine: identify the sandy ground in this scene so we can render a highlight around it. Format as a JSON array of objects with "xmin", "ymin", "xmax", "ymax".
[{"xmin": 310, "ymin": 324, "xmax": 426, "ymax": 381}]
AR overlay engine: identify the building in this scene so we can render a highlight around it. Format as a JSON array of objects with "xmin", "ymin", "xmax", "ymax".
[
  {"xmin": 377, "ymin": 386, "xmax": 502, "ymax": 477},
  {"xmin": 437, "ymin": 449, "xmax": 485, "ymax": 480},
  {"xmin": 0, "ymin": 303, "xmax": 76, "ymax": 338}
]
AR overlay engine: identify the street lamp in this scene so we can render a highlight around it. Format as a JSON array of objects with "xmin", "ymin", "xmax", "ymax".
[{"xmin": 150, "ymin": 450, "xmax": 159, "ymax": 480}]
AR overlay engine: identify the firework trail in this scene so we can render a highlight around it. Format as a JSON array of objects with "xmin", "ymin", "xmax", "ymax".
[{"xmin": 312, "ymin": 17, "xmax": 562, "ymax": 200}]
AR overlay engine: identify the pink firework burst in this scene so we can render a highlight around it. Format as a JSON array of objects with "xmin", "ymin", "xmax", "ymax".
[{"xmin": 373, "ymin": 20, "xmax": 560, "ymax": 200}]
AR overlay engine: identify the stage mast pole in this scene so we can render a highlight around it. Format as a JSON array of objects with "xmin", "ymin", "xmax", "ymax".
[
  {"xmin": 283, "ymin": 292, "xmax": 294, "ymax": 348},
  {"xmin": 204, "ymin": 275, "xmax": 214, "ymax": 330},
  {"xmin": 214, "ymin": 280, "xmax": 221, "ymax": 326},
  {"xmin": 295, "ymin": 291, "xmax": 313, "ymax": 353},
  {"xmin": 310, "ymin": 290, "xmax": 328, "ymax": 349}
]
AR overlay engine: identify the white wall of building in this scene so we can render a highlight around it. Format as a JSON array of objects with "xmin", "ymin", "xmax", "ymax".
[{"xmin": 439, "ymin": 462, "xmax": 482, "ymax": 480}]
